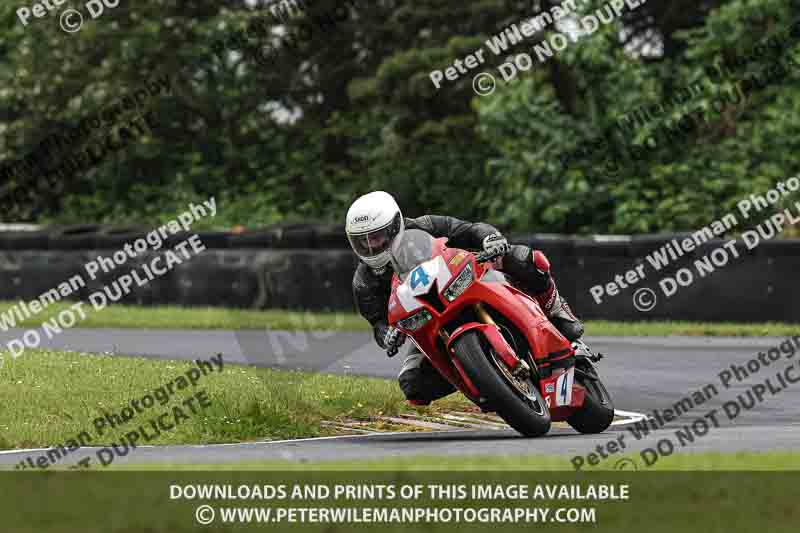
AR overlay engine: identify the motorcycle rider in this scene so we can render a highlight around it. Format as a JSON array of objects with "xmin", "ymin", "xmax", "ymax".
[{"xmin": 347, "ymin": 191, "xmax": 583, "ymax": 405}]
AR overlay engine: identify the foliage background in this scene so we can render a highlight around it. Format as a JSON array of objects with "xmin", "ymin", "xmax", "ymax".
[{"xmin": 1, "ymin": 0, "xmax": 798, "ymax": 234}]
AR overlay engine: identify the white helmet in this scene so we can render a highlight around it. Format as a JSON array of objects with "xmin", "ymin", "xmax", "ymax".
[{"xmin": 345, "ymin": 191, "xmax": 405, "ymax": 273}]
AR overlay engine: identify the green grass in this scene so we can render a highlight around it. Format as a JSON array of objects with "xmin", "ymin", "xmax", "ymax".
[
  {"xmin": 121, "ymin": 451, "xmax": 800, "ymax": 471},
  {"xmin": 0, "ymin": 301, "xmax": 797, "ymax": 336},
  {"xmin": 402, "ymin": 450, "xmax": 800, "ymax": 470},
  {"xmin": 0, "ymin": 301, "xmax": 366, "ymax": 330},
  {"xmin": 585, "ymin": 320, "xmax": 800, "ymax": 337},
  {"xmin": 0, "ymin": 349, "xmax": 469, "ymax": 451}
]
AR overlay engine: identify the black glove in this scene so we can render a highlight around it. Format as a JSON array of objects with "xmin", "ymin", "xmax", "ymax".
[
  {"xmin": 482, "ymin": 232, "xmax": 510, "ymax": 256},
  {"xmin": 383, "ymin": 326, "xmax": 406, "ymax": 358},
  {"xmin": 373, "ymin": 322, "xmax": 391, "ymax": 349}
]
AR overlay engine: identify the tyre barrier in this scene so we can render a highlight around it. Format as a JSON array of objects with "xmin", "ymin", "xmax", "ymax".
[
  {"xmin": 48, "ymin": 225, "xmax": 105, "ymax": 250},
  {"xmin": 0, "ymin": 223, "xmax": 354, "ymax": 251},
  {"xmin": 94, "ymin": 226, "xmax": 149, "ymax": 249},
  {"xmin": 226, "ymin": 223, "xmax": 350, "ymax": 249},
  {"xmin": 506, "ymin": 234, "xmax": 800, "ymax": 322},
  {"xmin": 81, "ymin": 250, "xmax": 177, "ymax": 306},
  {"xmin": 0, "ymin": 249, "xmax": 356, "ymax": 311},
  {"xmin": 172, "ymin": 251, "xmax": 258, "ymax": 307},
  {"xmin": 250, "ymin": 250, "xmax": 357, "ymax": 310},
  {"xmin": 313, "ymin": 224, "xmax": 350, "ymax": 248},
  {"xmin": 193, "ymin": 231, "xmax": 230, "ymax": 249},
  {"xmin": 0, "ymin": 230, "xmax": 51, "ymax": 251},
  {"xmin": 271, "ymin": 224, "xmax": 316, "ymax": 249},
  {"xmin": 228, "ymin": 224, "xmax": 318, "ymax": 249},
  {"xmin": 0, "ymin": 251, "xmax": 91, "ymax": 302},
  {"xmin": 0, "ymin": 232, "xmax": 798, "ymax": 319},
  {"xmin": 566, "ymin": 237, "xmax": 800, "ymax": 322}
]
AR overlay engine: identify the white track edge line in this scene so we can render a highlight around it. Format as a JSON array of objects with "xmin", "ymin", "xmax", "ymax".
[{"xmin": 0, "ymin": 410, "xmax": 651, "ymax": 456}]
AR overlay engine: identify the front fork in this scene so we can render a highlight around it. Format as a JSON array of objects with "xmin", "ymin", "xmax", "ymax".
[{"xmin": 442, "ymin": 303, "xmax": 532, "ymax": 380}]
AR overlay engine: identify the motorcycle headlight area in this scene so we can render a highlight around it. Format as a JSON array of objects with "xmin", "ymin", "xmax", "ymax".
[
  {"xmin": 443, "ymin": 263, "xmax": 474, "ymax": 302},
  {"xmin": 397, "ymin": 309, "xmax": 433, "ymax": 331}
]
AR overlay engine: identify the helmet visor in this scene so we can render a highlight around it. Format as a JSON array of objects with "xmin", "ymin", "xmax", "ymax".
[{"xmin": 348, "ymin": 213, "xmax": 402, "ymax": 258}]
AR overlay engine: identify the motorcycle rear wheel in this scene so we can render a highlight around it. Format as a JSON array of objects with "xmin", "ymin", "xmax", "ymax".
[
  {"xmin": 567, "ymin": 360, "xmax": 615, "ymax": 434},
  {"xmin": 452, "ymin": 331, "xmax": 551, "ymax": 437}
]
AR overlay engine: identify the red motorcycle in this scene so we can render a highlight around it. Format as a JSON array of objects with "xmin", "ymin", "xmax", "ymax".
[{"xmin": 387, "ymin": 229, "xmax": 614, "ymax": 437}]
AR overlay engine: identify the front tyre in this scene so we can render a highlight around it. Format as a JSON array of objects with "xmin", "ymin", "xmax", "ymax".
[
  {"xmin": 452, "ymin": 331, "xmax": 551, "ymax": 437},
  {"xmin": 567, "ymin": 361, "xmax": 614, "ymax": 434}
]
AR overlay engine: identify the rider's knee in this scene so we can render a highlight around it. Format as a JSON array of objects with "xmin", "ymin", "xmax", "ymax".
[
  {"xmin": 398, "ymin": 360, "xmax": 456, "ymax": 405},
  {"xmin": 503, "ymin": 245, "xmax": 530, "ymax": 278},
  {"xmin": 506, "ymin": 244, "xmax": 532, "ymax": 266},
  {"xmin": 504, "ymin": 245, "xmax": 550, "ymax": 294},
  {"xmin": 399, "ymin": 368, "xmax": 432, "ymax": 404}
]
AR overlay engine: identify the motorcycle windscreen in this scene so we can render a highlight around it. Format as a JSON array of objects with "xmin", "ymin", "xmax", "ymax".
[{"xmin": 390, "ymin": 229, "xmax": 434, "ymax": 280}]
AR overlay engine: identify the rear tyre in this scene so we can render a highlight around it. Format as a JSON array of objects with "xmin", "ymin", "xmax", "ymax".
[
  {"xmin": 567, "ymin": 361, "xmax": 614, "ymax": 434},
  {"xmin": 452, "ymin": 331, "xmax": 551, "ymax": 437}
]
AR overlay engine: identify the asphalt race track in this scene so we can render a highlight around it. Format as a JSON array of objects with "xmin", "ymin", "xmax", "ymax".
[{"xmin": 1, "ymin": 329, "xmax": 798, "ymax": 468}]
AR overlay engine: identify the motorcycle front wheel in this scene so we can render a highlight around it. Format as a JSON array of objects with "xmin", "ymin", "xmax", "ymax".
[{"xmin": 452, "ymin": 330, "xmax": 551, "ymax": 437}]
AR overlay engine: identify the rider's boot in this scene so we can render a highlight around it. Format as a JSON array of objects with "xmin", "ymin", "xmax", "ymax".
[
  {"xmin": 502, "ymin": 246, "xmax": 584, "ymax": 342},
  {"xmin": 533, "ymin": 278, "xmax": 584, "ymax": 342}
]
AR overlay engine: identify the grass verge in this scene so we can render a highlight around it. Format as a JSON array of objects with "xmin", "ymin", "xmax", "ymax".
[
  {"xmin": 121, "ymin": 451, "xmax": 800, "ymax": 471},
  {"xmin": 0, "ymin": 349, "xmax": 470, "ymax": 450},
  {"xmin": 0, "ymin": 301, "xmax": 365, "ymax": 331},
  {"xmin": 0, "ymin": 301, "xmax": 796, "ymax": 336}
]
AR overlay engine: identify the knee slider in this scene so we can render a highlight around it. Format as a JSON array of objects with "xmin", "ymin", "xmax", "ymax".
[
  {"xmin": 504, "ymin": 245, "xmax": 550, "ymax": 294},
  {"xmin": 399, "ymin": 363, "xmax": 454, "ymax": 403},
  {"xmin": 407, "ymin": 399, "xmax": 431, "ymax": 406}
]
